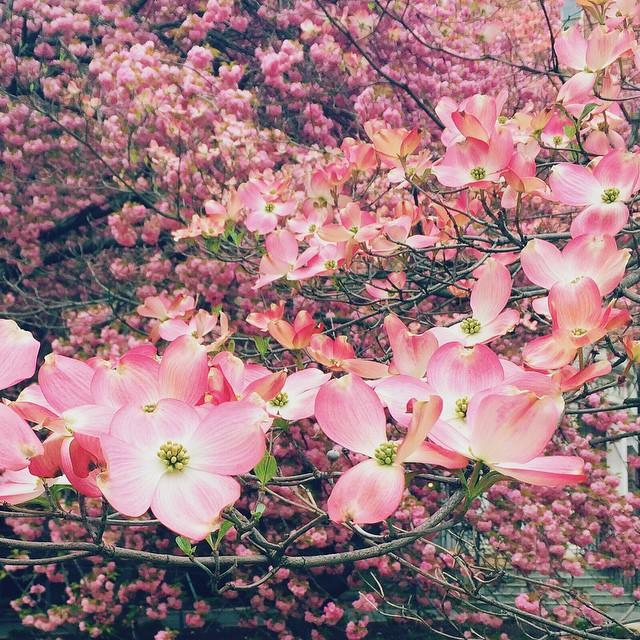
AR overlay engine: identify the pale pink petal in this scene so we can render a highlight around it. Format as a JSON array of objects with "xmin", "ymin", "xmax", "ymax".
[
  {"xmin": 470, "ymin": 260, "xmax": 511, "ymax": 323},
  {"xmin": 0, "ymin": 404, "xmax": 43, "ymax": 471},
  {"xmin": 427, "ymin": 342, "xmax": 504, "ymax": 398},
  {"xmin": 341, "ymin": 359, "xmax": 390, "ymax": 379},
  {"xmin": 556, "ymin": 360, "xmax": 611, "ymax": 392},
  {"xmin": 592, "ymin": 150, "xmax": 640, "ymax": 199},
  {"xmin": 563, "ymin": 235, "xmax": 629, "ymax": 295},
  {"xmin": 189, "ymin": 398, "xmax": 268, "ymax": 475},
  {"xmin": 327, "ymin": 459, "xmax": 405, "ymax": 524},
  {"xmin": 38, "ymin": 354, "xmax": 94, "ymax": 413},
  {"xmin": 548, "ymin": 277, "xmax": 602, "ymax": 333},
  {"xmin": 0, "ymin": 320, "xmax": 39, "ymax": 390},
  {"xmin": 158, "ymin": 319, "xmax": 190, "ymax": 341},
  {"xmin": 492, "ymin": 456, "xmax": 586, "ymax": 486},
  {"xmin": 396, "ymin": 396, "xmax": 442, "ymax": 463},
  {"xmin": 91, "ymin": 354, "xmax": 160, "ymax": 408},
  {"xmin": 403, "ymin": 441, "xmax": 468, "ymax": 469},
  {"xmin": 373, "ymin": 375, "xmax": 432, "ymax": 427},
  {"xmin": 98, "ymin": 435, "xmax": 163, "ymax": 516},
  {"xmin": 522, "ymin": 334, "xmax": 577, "ymax": 370},
  {"xmin": 62, "ymin": 404, "xmax": 116, "ymax": 459},
  {"xmin": 471, "ymin": 309, "xmax": 520, "ymax": 344},
  {"xmin": 570, "ymin": 202, "xmax": 628, "ymax": 238},
  {"xmin": 555, "ymin": 25, "xmax": 587, "ymax": 70},
  {"xmin": 384, "ymin": 314, "xmax": 438, "ymax": 378},
  {"xmin": 556, "ymin": 71, "xmax": 596, "ymax": 105},
  {"xmin": 0, "ymin": 468, "xmax": 44, "ymax": 505},
  {"xmin": 468, "ymin": 392, "xmax": 562, "ymax": 464},
  {"xmin": 109, "ymin": 399, "xmax": 201, "ymax": 447},
  {"xmin": 159, "ymin": 335, "xmax": 208, "ymax": 405},
  {"xmin": 151, "ymin": 470, "xmax": 240, "ymax": 540},
  {"xmin": 520, "ymin": 239, "xmax": 565, "ymax": 289},
  {"xmin": 549, "ymin": 163, "xmax": 602, "ymax": 206},
  {"xmin": 315, "ymin": 374, "xmax": 387, "ymax": 456}
]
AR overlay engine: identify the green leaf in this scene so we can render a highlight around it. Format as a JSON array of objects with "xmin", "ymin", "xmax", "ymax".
[
  {"xmin": 212, "ymin": 521, "xmax": 234, "ymax": 550},
  {"xmin": 175, "ymin": 535, "xmax": 193, "ymax": 556},
  {"xmin": 563, "ymin": 125, "xmax": 576, "ymax": 139},
  {"xmin": 252, "ymin": 503, "xmax": 266, "ymax": 519},
  {"xmin": 579, "ymin": 103, "xmax": 598, "ymax": 121},
  {"xmin": 254, "ymin": 451, "xmax": 278, "ymax": 486},
  {"xmin": 272, "ymin": 417, "xmax": 289, "ymax": 430},
  {"xmin": 253, "ymin": 336, "xmax": 270, "ymax": 356}
]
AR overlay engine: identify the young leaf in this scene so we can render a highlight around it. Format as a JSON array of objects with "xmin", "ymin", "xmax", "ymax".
[
  {"xmin": 212, "ymin": 521, "xmax": 234, "ymax": 550},
  {"xmin": 175, "ymin": 535, "xmax": 193, "ymax": 556},
  {"xmin": 254, "ymin": 451, "xmax": 278, "ymax": 485}
]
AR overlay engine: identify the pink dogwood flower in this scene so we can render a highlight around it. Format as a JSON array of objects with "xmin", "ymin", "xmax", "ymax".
[
  {"xmin": 432, "ymin": 129, "xmax": 514, "ymax": 188},
  {"xmin": 239, "ymin": 180, "xmax": 297, "ymax": 234},
  {"xmin": 429, "ymin": 260, "xmax": 519, "ymax": 347},
  {"xmin": 384, "ymin": 314, "xmax": 438, "ymax": 378},
  {"xmin": 266, "ymin": 369, "xmax": 331, "ymax": 421},
  {"xmin": 549, "ymin": 150, "xmax": 640, "ymax": 237},
  {"xmin": 307, "ymin": 335, "xmax": 389, "ymax": 379},
  {"xmin": 0, "ymin": 320, "xmax": 43, "ymax": 473},
  {"xmin": 523, "ymin": 276, "xmax": 630, "ymax": 370},
  {"xmin": 98, "ymin": 397, "xmax": 269, "ymax": 540},
  {"xmin": 521, "ymin": 235, "xmax": 630, "ymax": 296},
  {"xmin": 314, "ymin": 375, "xmax": 466, "ymax": 523}
]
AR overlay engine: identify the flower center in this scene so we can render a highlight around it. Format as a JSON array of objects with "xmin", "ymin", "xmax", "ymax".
[
  {"xmin": 570, "ymin": 327, "xmax": 588, "ymax": 337},
  {"xmin": 324, "ymin": 259, "xmax": 337, "ymax": 270},
  {"xmin": 143, "ymin": 403, "xmax": 157, "ymax": 413},
  {"xmin": 454, "ymin": 396, "xmax": 469, "ymax": 419},
  {"xmin": 308, "ymin": 223, "xmax": 317, "ymax": 233},
  {"xmin": 373, "ymin": 442, "xmax": 398, "ymax": 466},
  {"xmin": 349, "ymin": 225, "xmax": 359, "ymax": 234},
  {"xmin": 601, "ymin": 187, "xmax": 620, "ymax": 204},
  {"xmin": 157, "ymin": 441, "xmax": 190, "ymax": 472},
  {"xmin": 264, "ymin": 203, "xmax": 276, "ymax": 213},
  {"xmin": 552, "ymin": 135, "xmax": 563, "ymax": 147},
  {"xmin": 470, "ymin": 166, "xmax": 487, "ymax": 181},
  {"xmin": 460, "ymin": 317, "xmax": 482, "ymax": 335},
  {"xmin": 270, "ymin": 391, "xmax": 289, "ymax": 407}
]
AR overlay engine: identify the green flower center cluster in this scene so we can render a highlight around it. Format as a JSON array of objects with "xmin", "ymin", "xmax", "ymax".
[
  {"xmin": 460, "ymin": 317, "xmax": 482, "ymax": 335},
  {"xmin": 470, "ymin": 166, "xmax": 487, "ymax": 180},
  {"xmin": 374, "ymin": 442, "xmax": 398, "ymax": 466},
  {"xmin": 601, "ymin": 187, "xmax": 620, "ymax": 204},
  {"xmin": 270, "ymin": 391, "xmax": 289, "ymax": 407},
  {"xmin": 454, "ymin": 396, "xmax": 469, "ymax": 419},
  {"xmin": 264, "ymin": 202, "xmax": 276, "ymax": 213},
  {"xmin": 157, "ymin": 441, "xmax": 190, "ymax": 472},
  {"xmin": 570, "ymin": 327, "xmax": 588, "ymax": 337}
]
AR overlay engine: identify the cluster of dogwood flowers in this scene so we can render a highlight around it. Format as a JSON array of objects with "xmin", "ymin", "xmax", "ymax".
[{"xmin": 0, "ymin": 277, "xmax": 613, "ymax": 540}]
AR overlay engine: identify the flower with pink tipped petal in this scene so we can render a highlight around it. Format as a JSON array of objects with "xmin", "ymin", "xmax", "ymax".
[
  {"xmin": 466, "ymin": 388, "xmax": 585, "ymax": 486},
  {"xmin": 246, "ymin": 301, "xmax": 286, "ymax": 331},
  {"xmin": 267, "ymin": 310, "xmax": 323, "ymax": 350},
  {"xmin": 0, "ymin": 468, "xmax": 44, "ymax": 505},
  {"xmin": 0, "ymin": 404, "xmax": 44, "ymax": 473},
  {"xmin": 307, "ymin": 335, "xmax": 389, "ymax": 379},
  {"xmin": 384, "ymin": 314, "xmax": 438, "ymax": 379},
  {"xmin": 429, "ymin": 260, "xmax": 519, "ymax": 347},
  {"xmin": 315, "ymin": 375, "xmax": 466, "ymax": 523},
  {"xmin": 98, "ymin": 397, "xmax": 269, "ymax": 540},
  {"xmin": 521, "ymin": 235, "xmax": 630, "ymax": 297},
  {"xmin": 436, "ymin": 91, "xmax": 508, "ymax": 147},
  {"xmin": 0, "ymin": 319, "xmax": 40, "ymax": 390},
  {"xmin": 549, "ymin": 150, "xmax": 640, "ymax": 237},
  {"xmin": 239, "ymin": 181, "xmax": 296, "ymax": 234},
  {"xmin": 523, "ymin": 276, "xmax": 630, "ymax": 370},
  {"xmin": 364, "ymin": 123, "xmax": 421, "ymax": 166},
  {"xmin": 266, "ymin": 369, "xmax": 331, "ymax": 421},
  {"xmin": 432, "ymin": 129, "xmax": 514, "ymax": 188}
]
